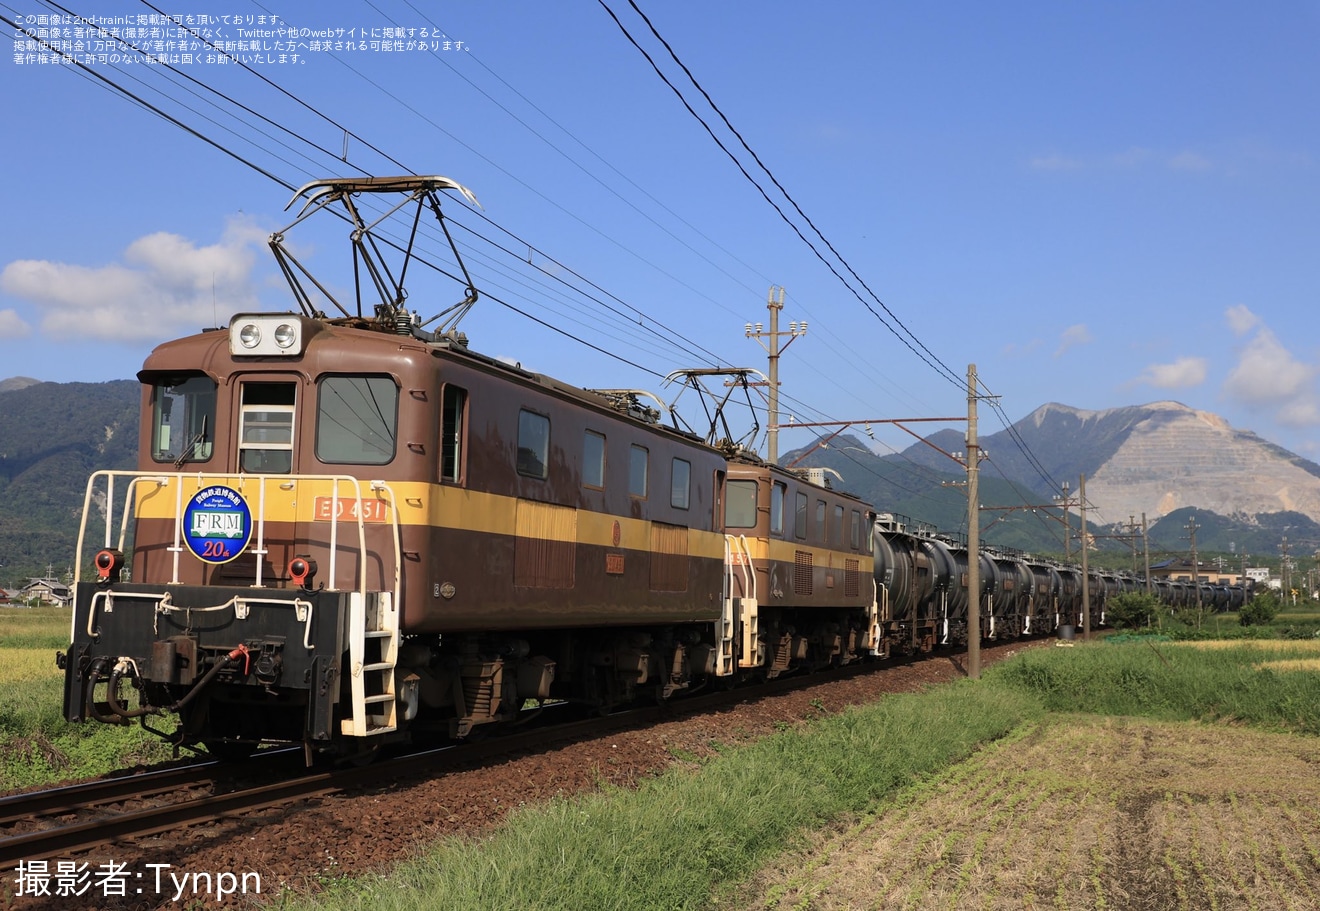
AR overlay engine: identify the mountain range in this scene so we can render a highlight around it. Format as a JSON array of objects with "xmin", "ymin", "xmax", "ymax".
[
  {"xmin": 0, "ymin": 377, "xmax": 140, "ymax": 584},
  {"xmin": 790, "ymin": 400, "xmax": 1320, "ymax": 561},
  {"xmin": 1, "ymin": 377, "xmax": 1316, "ymax": 582}
]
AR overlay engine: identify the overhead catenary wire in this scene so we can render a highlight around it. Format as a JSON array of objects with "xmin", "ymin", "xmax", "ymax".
[
  {"xmin": 598, "ymin": 0, "xmax": 966, "ymax": 392},
  {"xmin": 17, "ymin": 0, "xmax": 1075, "ymax": 542},
  {"xmin": 18, "ymin": 1, "xmax": 734, "ymax": 379}
]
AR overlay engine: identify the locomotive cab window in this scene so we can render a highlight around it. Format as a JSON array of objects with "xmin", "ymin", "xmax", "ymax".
[
  {"xmin": 239, "ymin": 382, "xmax": 296, "ymax": 474},
  {"xmin": 583, "ymin": 430, "xmax": 605, "ymax": 489},
  {"xmin": 671, "ymin": 457, "xmax": 690, "ymax": 509},
  {"xmin": 316, "ymin": 375, "xmax": 398, "ymax": 465},
  {"xmin": 770, "ymin": 481, "xmax": 786, "ymax": 536},
  {"xmin": 150, "ymin": 374, "xmax": 215, "ymax": 465},
  {"xmin": 517, "ymin": 409, "xmax": 549, "ymax": 479},
  {"xmin": 629, "ymin": 445, "xmax": 648, "ymax": 497},
  {"xmin": 441, "ymin": 385, "xmax": 467, "ymax": 483},
  {"xmin": 725, "ymin": 479, "xmax": 757, "ymax": 529}
]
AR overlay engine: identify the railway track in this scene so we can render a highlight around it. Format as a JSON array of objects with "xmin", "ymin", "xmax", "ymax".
[{"xmin": 0, "ymin": 653, "xmax": 897, "ymax": 871}]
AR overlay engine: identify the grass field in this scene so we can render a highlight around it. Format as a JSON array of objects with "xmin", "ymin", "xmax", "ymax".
[
  {"xmin": 0, "ymin": 607, "xmax": 172, "ymax": 790},
  {"xmin": 6, "ymin": 605, "xmax": 1320, "ymax": 909},
  {"xmin": 275, "ymin": 636, "xmax": 1320, "ymax": 911},
  {"xmin": 739, "ymin": 715, "xmax": 1320, "ymax": 910}
]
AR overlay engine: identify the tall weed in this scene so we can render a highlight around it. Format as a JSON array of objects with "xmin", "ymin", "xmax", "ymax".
[{"xmin": 991, "ymin": 641, "xmax": 1320, "ymax": 734}]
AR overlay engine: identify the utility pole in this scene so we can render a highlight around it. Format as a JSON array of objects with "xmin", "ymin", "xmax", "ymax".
[
  {"xmin": 745, "ymin": 285, "xmax": 805, "ymax": 464},
  {"xmin": 1053, "ymin": 482, "xmax": 1074, "ymax": 560},
  {"xmin": 1280, "ymin": 536, "xmax": 1291, "ymax": 602},
  {"xmin": 1142, "ymin": 513, "xmax": 1151, "ymax": 597},
  {"xmin": 1080, "ymin": 474, "xmax": 1090, "ymax": 640},
  {"xmin": 1186, "ymin": 515, "xmax": 1201, "ymax": 626},
  {"xmin": 966, "ymin": 364, "xmax": 981, "ymax": 680}
]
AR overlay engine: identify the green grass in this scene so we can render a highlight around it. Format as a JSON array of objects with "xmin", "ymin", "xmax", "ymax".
[
  {"xmin": 990, "ymin": 638, "xmax": 1320, "ymax": 734},
  {"xmin": 274, "ymin": 681, "xmax": 1045, "ymax": 911},
  {"xmin": 0, "ymin": 606, "xmax": 173, "ymax": 790},
  {"xmin": 0, "ymin": 605, "xmax": 74, "ymax": 649},
  {"xmin": 276, "ymin": 632, "xmax": 1320, "ymax": 911},
  {"xmin": 1156, "ymin": 599, "xmax": 1320, "ymax": 641}
]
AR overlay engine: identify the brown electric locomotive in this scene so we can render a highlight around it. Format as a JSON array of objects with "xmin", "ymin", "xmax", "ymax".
[
  {"xmin": 58, "ymin": 176, "xmax": 882, "ymax": 760},
  {"xmin": 62, "ymin": 174, "xmax": 1158, "ymax": 762}
]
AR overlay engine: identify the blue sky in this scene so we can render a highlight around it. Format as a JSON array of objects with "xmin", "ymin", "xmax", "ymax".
[{"xmin": 3, "ymin": 1, "xmax": 1319, "ymax": 473}]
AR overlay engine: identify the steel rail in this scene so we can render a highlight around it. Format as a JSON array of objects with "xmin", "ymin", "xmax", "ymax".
[{"xmin": 0, "ymin": 649, "xmax": 941, "ymax": 869}]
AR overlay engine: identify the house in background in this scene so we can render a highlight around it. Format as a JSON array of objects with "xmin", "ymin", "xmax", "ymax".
[
  {"xmin": 1148, "ymin": 559, "xmax": 1244, "ymax": 586},
  {"xmin": 17, "ymin": 578, "xmax": 72, "ymax": 607}
]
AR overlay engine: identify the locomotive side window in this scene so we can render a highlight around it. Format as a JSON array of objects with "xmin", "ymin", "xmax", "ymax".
[
  {"xmin": 517, "ymin": 409, "xmax": 549, "ymax": 479},
  {"xmin": 583, "ymin": 430, "xmax": 605, "ymax": 489},
  {"xmin": 441, "ymin": 385, "xmax": 467, "ymax": 483},
  {"xmin": 833, "ymin": 505, "xmax": 845, "ymax": 546},
  {"xmin": 671, "ymin": 458, "xmax": 690, "ymax": 509},
  {"xmin": 629, "ymin": 445, "xmax": 648, "ymax": 498},
  {"xmin": 851, "ymin": 509, "xmax": 861, "ymax": 549},
  {"xmin": 725, "ymin": 479, "xmax": 758, "ymax": 528},
  {"xmin": 150, "ymin": 374, "xmax": 215, "ymax": 465},
  {"xmin": 816, "ymin": 500, "xmax": 827, "ymax": 544},
  {"xmin": 794, "ymin": 492, "xmax": 808, "ymax": 540},
  {"xmin": 770, "ymin": 481, "xmax": 785, "ymax": 535},
  {"xmin": 316, "ymin": 375, "xmax": 398, "ymax": 465},
  {"xmin": 239, "ymin": 382, "xmax": 296, "ymax": 474}
]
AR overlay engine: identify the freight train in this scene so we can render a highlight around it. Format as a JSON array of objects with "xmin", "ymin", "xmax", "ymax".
[{"xmin": 57, "ymin": 176, "xmax": 1239, "ymax": 761}]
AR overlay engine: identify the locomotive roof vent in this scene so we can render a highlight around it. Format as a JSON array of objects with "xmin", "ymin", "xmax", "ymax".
[{"xmin": 229, "ymin": 313, "xmax": 308, "ymax": 357}]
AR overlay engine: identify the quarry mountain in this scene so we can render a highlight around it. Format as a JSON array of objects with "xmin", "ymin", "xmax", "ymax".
[
  {"xmin": 787, "ymin": 400, "xmax": 1320, "ymax": 559},
  {"xmin": 1, "ymin": 378, "xmax": 1316, "ymax": 582}
]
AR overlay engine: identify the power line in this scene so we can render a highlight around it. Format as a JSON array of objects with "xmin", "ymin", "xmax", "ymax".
[{"xmin": 599, "ymin": 0, "xmax": 965, "ymax": 391}]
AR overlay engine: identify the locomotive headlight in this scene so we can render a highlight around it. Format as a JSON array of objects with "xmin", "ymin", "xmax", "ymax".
[{"xmin": 228, "ymin": 313, "xmax": 307, "ymax": 356}]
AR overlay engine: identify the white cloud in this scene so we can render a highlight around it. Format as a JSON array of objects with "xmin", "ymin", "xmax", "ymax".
[
  {"xmin": 0, "ymin": 217, "xmax": 266, "ymax": 343},
  {"xmin": 0, "ymin": 308, "xmax": 31, "ymax": 338},
  {"xmin": 1225, "ymin": 304, "xmax": 1259, "ymax": 337},
  {"xmin": 1223, "ymin": 328, "xmax": 1312, "ymax": 405},
  {"xmin": 1277, "ymin": 399, "xmax": 1320, "ymax": 427},
  {"xmin": 1054, "ymin": 323, "xmax": 1092, "ymax": 357},
  {"xmin": 1222, "ymin": 322, "xmax": 1320, "ymax": 428},
  {"xmin": 1168, "ymin": 151, "xmax": 1212, "ymax": 171},
  {"xmin": 1136, "ymin": 356, "xmax": 1207, "ymax": 390}
]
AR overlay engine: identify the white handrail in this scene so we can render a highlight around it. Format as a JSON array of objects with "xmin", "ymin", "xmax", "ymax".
[
  {"xmin": 738, "ymin": 534, "xmax": 756, "ymax": 601},
  {"xmin": 76, "ymin": 470, "xmax": 395, "ymax": 599}
]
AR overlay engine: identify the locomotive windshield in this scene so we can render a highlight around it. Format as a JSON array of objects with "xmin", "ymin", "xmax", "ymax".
[
  {"xmin": 316, "ymin": 375, "xmax": 399, "ymax": 465},
  {"xmin": 150, "ymin": 374, "xmax": 215, "ymax": 465}
]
